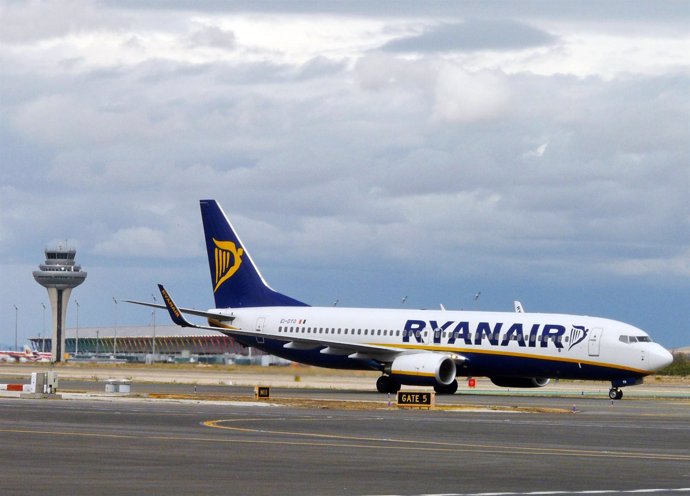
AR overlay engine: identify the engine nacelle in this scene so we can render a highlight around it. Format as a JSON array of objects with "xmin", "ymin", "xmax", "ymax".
[
  {"xmin": 387, "ymin": 353, "xmax": 456, "ymax": 387},
  {"xmin": 489, "ymin": 377, "xmax": 550, "ymax": 388}
]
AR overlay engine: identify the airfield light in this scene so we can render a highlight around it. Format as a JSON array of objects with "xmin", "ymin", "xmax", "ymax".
[
  {"xmin": 75, "ymin": 299, "xmax": 80, "ymax": 356},
  {"xmin": 13, "ymin": 304, "xmax": 18, "ymax": 352},
  {"xmin": 113, "ymin": 297, "xmax": 118, "ymax": 355}
]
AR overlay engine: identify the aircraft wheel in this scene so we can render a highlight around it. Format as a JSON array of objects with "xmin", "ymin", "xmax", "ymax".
[
  {"xmin": 434, "ymin": 379, "xmax": 458, "ymax": 395},
  {"xmin": 376, "ymin": 375, "xmax": 400, "ymax": 394},
  {"xmin": 609, "ymin": 388, "xmax": 623, "ymax": 400},
  {"xmin": 376, "ymin": 376, "xmax": 388, "ymax": 393}
]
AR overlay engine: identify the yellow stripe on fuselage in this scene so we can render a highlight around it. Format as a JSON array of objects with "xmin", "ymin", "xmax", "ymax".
[{"xmin": 370, "ymin": 342, "xmax": 649, "ymax": 375}]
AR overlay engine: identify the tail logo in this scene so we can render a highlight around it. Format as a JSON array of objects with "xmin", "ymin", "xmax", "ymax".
[{"xmin": 212, "ymin": 238, "xmax": 244, "ymax": 292}]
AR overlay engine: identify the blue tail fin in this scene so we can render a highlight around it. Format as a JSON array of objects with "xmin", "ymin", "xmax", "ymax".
[{"xmin": 200, "ymin": 200, "xmax": 308, "ymax": 308}]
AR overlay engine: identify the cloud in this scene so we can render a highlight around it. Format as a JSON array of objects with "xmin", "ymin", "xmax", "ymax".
[
  {"xmin": 94, "ymin": 227, "xmax": 167, "ymax": 257},
  {"xmin": 187, "ymin": 25, "xmax": 236, "ymax": 49},
  {"xmin": 382, "ymin": 19, "xmax": 556, "ymax": 53},
  {"xmin": 1, "ymin": 2, "xmax": 690, "ymax": 347},
  {"xmin": 523, "ymin": 142, "xmax": 548, "ymax": 159},
  {"xmin": 605, "ymin": 250, "xmax": 690, "ymax": 278},
  {"xmin": 432, "ymin": 65, "xmax": 510, "ymax": 123},
  {"xmin": 0, "ymin": 0, "xmax": 126, "ymax": 44}
]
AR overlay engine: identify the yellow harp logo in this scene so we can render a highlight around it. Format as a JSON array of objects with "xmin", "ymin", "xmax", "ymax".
[{"xmin": 212, "ymin": 238, "xmax": 244, "ymax": 292}]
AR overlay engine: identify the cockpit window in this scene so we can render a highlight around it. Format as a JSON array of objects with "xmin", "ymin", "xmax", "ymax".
[{"xmin": 619, "ymin": 334, "xmax": 652, "ymax": 344}]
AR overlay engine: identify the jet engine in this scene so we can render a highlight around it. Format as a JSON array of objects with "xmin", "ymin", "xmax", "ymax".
[
  {"xmin": 489, "ymin": 377, "xmax": 550, "ymax": 388},
  {"xmin": 387, "ymin": 353, "xmax": 457, "ymax": 386}
]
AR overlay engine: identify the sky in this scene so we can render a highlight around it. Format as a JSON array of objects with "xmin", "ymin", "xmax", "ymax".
[{"xmin": 1, "ymin": 1, "xmax": 689, "ymax": 350}]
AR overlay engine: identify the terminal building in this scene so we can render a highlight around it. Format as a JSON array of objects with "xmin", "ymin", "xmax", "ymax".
[{"xmin": 28, "ymin": 325, "xmax": 264, "ymax": 364}]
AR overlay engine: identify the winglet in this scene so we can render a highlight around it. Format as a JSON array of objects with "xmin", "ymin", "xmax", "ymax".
[{"xmin": 158, "ymin": 284, "xmax": 193, "ymax": 327}]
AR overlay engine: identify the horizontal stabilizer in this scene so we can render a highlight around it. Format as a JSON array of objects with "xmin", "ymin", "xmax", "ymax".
[{"xmin": 124, "ymin": 296, "xmax": 235, "ymax": 323}]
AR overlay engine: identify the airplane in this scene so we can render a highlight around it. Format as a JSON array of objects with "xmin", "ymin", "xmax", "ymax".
[
  {"xmin": 0, "ymin": 346, "xmax": 52, "ymax": 363},
  {"xmin": 127, "ymin": 199, "xmax": 674, "ymax": 400}
]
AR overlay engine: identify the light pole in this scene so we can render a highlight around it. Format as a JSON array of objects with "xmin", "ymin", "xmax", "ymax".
[
  {"xmin": 13, "ymin": 304, "xmax": 18, "ymax": 351},
  {"xmin": 41, "ymin": 302, "xmax": 46, "ymax": 352},
  {"xmin": 112, "ymin": 297, "xmax": 118, "ymax": 356},
  {"xmin": 74, "ymin": 299, "xmax": 80, "ymax": 356},
  {"xmin": 151, "ymin": 294, "xmax": 157, "ymax": 359}
]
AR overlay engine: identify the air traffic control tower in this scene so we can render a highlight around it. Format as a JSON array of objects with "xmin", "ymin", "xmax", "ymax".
[{"xmin": 33, "ymin": 245, "xmax": 87, "ymax": 362}]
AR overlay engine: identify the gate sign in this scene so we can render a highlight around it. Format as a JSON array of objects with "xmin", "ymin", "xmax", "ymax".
[
  {"xmin": 254, "ymin": 386, "xmax": 270, "ymax": 399},
  {"xmin": 397, "ymin": 391, "xmax": 434, "ymax": 408}
]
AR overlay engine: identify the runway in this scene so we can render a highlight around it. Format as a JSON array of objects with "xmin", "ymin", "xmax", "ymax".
[{"xmin": 0, "ymin": 389, "xmax": 689, "ymax": 495}]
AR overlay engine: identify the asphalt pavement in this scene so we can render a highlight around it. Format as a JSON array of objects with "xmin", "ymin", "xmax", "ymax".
[{"xmin": 0, "ymin": 384, "xmax": 688, "ymax": 495}]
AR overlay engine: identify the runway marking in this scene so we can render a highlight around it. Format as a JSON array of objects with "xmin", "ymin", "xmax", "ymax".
[
  {"xmin": 369, "ymin": 490, "xmax": 690, "ymax": 496},
  {"xmin": 2, "ymin": 424, "xmax": 689, "ymax": 464},
  {"xmin": 202, "ymin": 418, "xmax": 690, "ymax": 462}
]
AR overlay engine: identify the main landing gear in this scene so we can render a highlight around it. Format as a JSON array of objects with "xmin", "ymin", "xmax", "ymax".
[
  {"xmin": 609, "ymin": 387, "xmax": 623, "ymax": 400},
  {"xmin": 376, "ymin": 375, "xmax": 400, "ymax": 394},
  {"xmin": 376, "ymin": 376, "xmax": 459, "ymax": 395},
  {"xmin": 434, "ymin": 380, "xmax": 458, "ymax": 395}
]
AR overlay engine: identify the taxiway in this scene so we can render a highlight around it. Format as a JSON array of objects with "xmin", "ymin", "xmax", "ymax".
[{"xmin": 0, "ymin": 384, "xmax": 688, "ymax": 495}]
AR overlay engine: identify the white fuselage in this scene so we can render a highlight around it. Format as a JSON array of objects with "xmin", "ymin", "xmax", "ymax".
[{"xmin": 211, "ymin": 306, "xmax": 671, "ymax": 380}]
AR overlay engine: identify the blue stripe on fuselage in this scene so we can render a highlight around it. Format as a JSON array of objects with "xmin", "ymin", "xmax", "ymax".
[{"xmin": 231, "ymin": 336, "xmax": 646, "ymax": 380}]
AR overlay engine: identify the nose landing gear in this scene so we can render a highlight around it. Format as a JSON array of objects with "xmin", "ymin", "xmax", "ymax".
[{"xmin": 609, "ymin": 387, "xmax": 623, "ymax": 400}]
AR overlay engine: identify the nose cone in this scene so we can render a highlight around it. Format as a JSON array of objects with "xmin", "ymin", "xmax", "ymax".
[{"xmin": 649, "ymin": 345, "xmax": 674, "ymax": 372}]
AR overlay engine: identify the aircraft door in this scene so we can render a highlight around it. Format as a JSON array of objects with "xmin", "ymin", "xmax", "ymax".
[
  {"xmin": 588, "ymin": 327, "xmax": 603, "ymax": 356},
  {"xmin": 255, "ymin": 317, "xmax": 265, "ymax": 344}
]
